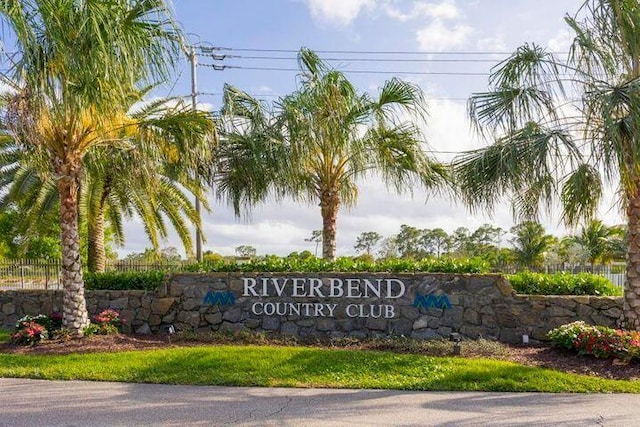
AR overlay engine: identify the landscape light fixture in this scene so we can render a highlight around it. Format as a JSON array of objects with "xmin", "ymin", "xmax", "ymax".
[
  {"xmin": 167, "ymin": 325, "xmax": 176, "ymax": 343},
  {"xmin": 450, "ymin": 332, "xmax": 462, "ymax": 355}
]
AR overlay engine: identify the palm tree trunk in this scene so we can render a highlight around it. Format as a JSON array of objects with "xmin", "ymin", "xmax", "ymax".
[
  {"xmin": 87, "ymin": 179, "xmax": 111, "ymax": 274},
  {"xmin": 87, "ymin": 208, "xmax": 106, "ymax": 273},
  {"xmin": 320, "ymin": 190, "xmax": 339, "ymax": 261},
  {"xmin": 56, "ymin": 161, "xmax": 90, "ymax": 336},
  {"xmin": 624, "ymin": 186, "xmax": 640, "ymax": 329}
]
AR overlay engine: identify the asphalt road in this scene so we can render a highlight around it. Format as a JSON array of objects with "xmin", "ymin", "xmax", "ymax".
[{"xmin": 2, "ymin": 378, "xmax": 640, "ymax": 426}]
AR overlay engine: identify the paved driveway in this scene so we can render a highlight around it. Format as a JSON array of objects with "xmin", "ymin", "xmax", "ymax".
[{"xmin": 1, "ymin": 378, "xmax": 639, "ymax": 426}]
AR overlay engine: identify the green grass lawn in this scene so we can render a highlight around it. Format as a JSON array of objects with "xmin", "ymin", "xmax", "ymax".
[
  {"xmin": 1, "ymin": 344, "xmax": 639, "ymax": 393},
  {"xmin": 0, "ymin": 329, "xmax": 10, "ymax": 342}
]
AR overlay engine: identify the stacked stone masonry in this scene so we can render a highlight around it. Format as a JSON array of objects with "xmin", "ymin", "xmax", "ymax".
[{"xmin": 0, "ymin": 273, "xmax": 622, "ymax": 344}]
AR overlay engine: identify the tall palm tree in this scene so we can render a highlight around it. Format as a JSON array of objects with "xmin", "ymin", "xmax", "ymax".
[
  {"xmin": 219, "ymin": 49, "xmax": 449, "ymax": 260},
  {"xmin": 1, "ymin": 96, "xmax": 215, "ymax": 273},
  {"xmin": 1, "ymin": 0, "xmax": 181, "ymax": 335},
  {"xmin": 453, "ymin": 0, "xmax": 640, "ymax": 327}
]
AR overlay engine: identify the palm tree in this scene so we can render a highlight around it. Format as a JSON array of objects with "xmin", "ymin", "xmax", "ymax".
[
  {"xmin": 509, "ymin": 221, "xmax": 554, "ymax": 270},
  {"xmin": 1, "ymin": 0, "xmax": 181, "ymax": 335},
  {"xmin": 219, "ymin": 49, "xmax": 449, "ymax": 260},
  {"xmin": 570, "ymin": 219, "xmax": 625, "ymax": 267},
  {"xmin": 453, "ymin": 0, "xmax": 640, "ymax": 327},
  {"xmin": 1, "ymin": 96, "xmax": 215, "ymax": 273}
]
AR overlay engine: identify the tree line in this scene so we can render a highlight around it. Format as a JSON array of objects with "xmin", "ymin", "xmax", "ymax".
[{"xmin": 353, "ymin": 220, "xmax": 625, "ymax": 270}]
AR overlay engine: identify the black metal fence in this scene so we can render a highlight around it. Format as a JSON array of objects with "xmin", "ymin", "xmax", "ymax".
[{"xmin": 0, "ymin": 259, "xmax": 188, "ymax": 290}]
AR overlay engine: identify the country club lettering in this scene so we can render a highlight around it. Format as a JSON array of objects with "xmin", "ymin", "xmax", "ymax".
[{"xmin": 242, "ymin": 277, "xmax": 406, "ymax": 319}]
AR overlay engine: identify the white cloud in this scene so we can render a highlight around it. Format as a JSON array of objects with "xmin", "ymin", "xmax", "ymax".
[
  {"xmin": 414, "ymin": 0, "xmax": 460, "ymax": 20},
  {"xmin": 416, "ymin": 20, "xmax": 473, "ymax": 51},
  {"xmin": 424, "ymin": 99, "xmax": 481, "ymax": 159},
  {"xmin": 474, "ymin": 36, "xmax": 508, "ymax": 55},
  {"xmin": 547, "ymin": 28, "xmax": 574, "ymax": 53},
  {"xmin": 384, "ymin": 0, "xmax": 461, "ymax": 22},
  {"xmin": 305, "ymin": 0, "xmax": 374, "ymax": 26}
]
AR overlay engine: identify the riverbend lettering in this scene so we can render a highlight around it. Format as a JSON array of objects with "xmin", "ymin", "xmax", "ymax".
[{"xmin": 242, "ymin": 277, "xmax": 406, "ymax": 299}]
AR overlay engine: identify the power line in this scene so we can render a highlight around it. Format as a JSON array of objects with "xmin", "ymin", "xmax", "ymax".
[
  {"xmin": 197, "ymin": 91, "xmax": 469, "ymax": 101},
  {"xmin": 199, "ymin": 63, "xmax": 489, "ymax": 76},
  {"xmin": 196, "ymin": 53, "xmax": 499, "ymax": 63},
  {"xmin": 196, "ymin": 46, "xmax": 568, "ymax": 56}
]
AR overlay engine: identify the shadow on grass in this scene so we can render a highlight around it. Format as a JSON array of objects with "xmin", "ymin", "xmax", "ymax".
[{"xmin": 1, "ymin": 345, "xmax": 639, "ymax": 393}]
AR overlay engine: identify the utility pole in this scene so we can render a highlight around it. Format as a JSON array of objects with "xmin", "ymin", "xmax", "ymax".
[{"xmin": 189, "ymin": 47, "xmax": 203, "ymax": 262}]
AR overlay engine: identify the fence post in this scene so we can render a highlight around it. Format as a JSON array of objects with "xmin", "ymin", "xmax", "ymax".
[
  {"xmin": 45, "ymin": 260, "xmax": 49, "ymax": 290},
  {"xmin": 20, "ymin": 258, "xmax": 24, "ymax": 289}
]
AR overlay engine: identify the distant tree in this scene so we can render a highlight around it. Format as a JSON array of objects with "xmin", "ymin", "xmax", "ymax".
[
  {"xmin": 235, "ymin": 245, "xmax": 257, "ymax": 258},
  {"xmin": 377, "ymin": 237, "xmax": 400, "ymax": 259},
  {"xmin": 509, "ymin": 222, "xmax": 554, "ymax": 270},
  {"xmin": 124, "ymin": 247, "xmax": 181, "ymax": 263},
  {"xmin": 203, "ymin": 251, "xmax": 224, "ymax": 263},
  {"xmin": 304, "ymin": 230, "xmax": 323, "ymax": 257},
  {"xmin": 287, "ymin": 250, "xmax": 315, "ymax": 261},
  {"xmin": 159, "ymin": 247, "xmax": 182, "ymax": 262},
  {"xmin": 395, "ymin": 225, "xmax": 426, "ymax": 259},
  {"xmin": 471, "ymin": 224, "xmax": 504, "ymax": 248},
  {"xmin": 354, "ymin": 231, "xmax": 383, "ymax": 256},
  {"xmin": 420, "ymin": 228, "xmax": 450, "ymax": 258},
  {"xmin": 450, "ymin": 227, "xmax": 472, "ymax": 256}
]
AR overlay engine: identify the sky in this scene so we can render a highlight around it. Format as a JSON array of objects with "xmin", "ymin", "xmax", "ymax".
[{"xmin": 5, "ymin": 0, "xmax": 624, "ymax": 258}]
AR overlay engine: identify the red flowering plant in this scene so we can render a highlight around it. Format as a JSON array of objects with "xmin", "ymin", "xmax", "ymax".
[
  {"xmin": 548, "ymin": 321, "xmax": 640, "ymax": 361},
  {"xmin": 88, "ymin": 309, "xmax": 126, "ymax": 335},
  {"xmin": 11, "ymin": 315, "xmax": 50, "ymax": 345}
]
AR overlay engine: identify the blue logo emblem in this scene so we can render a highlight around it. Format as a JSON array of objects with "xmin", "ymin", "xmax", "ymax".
[
  {"xmin": 203, "ymin": 290, "xmax": 236, "ymax": 306},
  {"xmin": 413, "ymin": 293, "xmax": 452, "ymax": 309}
]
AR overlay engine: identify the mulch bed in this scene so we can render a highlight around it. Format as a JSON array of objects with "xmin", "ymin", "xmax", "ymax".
[
  {"xmin": 2, "ymin": 334, "xmax": 640, "ymax": 381},
  {"xmin": 504, "ymin": 345, "xmax": 640, "ymax": 381}
]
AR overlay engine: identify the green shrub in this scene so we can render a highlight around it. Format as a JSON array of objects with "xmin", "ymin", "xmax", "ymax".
[
  {"xmin": 548, "ymin": 321, "xmax": 640, "ymax": 360},
  {"xmin": 84, "ymin": 271, "xmax": 165, "ymax": 291},
  {"xmin": 183, "ymin": 257, "xmax": 490, "ymax": 274},
  {"xmin": 508, "ymin": 272, "xmax": 621, "ymax": 296}
]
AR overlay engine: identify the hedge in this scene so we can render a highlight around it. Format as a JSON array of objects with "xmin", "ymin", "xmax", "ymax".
[
  {"xmin": 508, "ymin": 272, "xmax": 622, "ymax": 296},
  {"xmin": 84, "ymin": 271, "xmax": 165, "ymax": 291},
  {"xmin": 184, "ymin": 257, "xmax": 490, "ymax": 274}
]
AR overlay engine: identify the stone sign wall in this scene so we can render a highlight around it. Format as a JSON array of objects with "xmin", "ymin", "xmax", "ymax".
[{"xmin": 0, "ymin": 273, "xmax": 623, "ymax": 343}]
